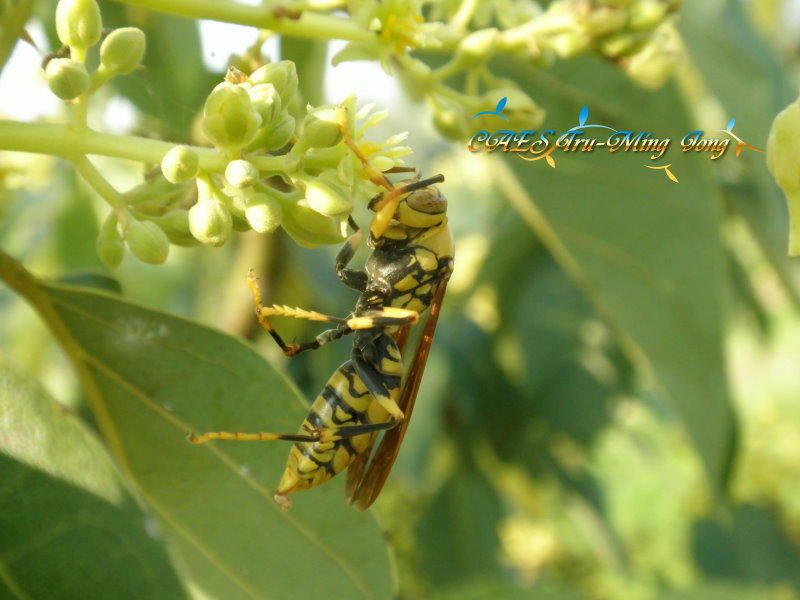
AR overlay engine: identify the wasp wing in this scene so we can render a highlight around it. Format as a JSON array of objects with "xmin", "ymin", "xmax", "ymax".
[
  {"xmin": 344, "ymin": 322, "xmax": 410, "ymax": 501},
  {"xmin": 347, "ymin": 277, "xmax": 450, "ymax": 510}
]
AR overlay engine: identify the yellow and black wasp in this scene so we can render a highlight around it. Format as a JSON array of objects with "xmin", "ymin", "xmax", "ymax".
[{"xmin": 189, "ymin": 163, "xmax": 454, "ymax": 510}]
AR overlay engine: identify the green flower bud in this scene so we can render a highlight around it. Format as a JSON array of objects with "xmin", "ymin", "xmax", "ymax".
[
  {"xmin": 99, "ymin": 27, "xmax": 146, "ymax": 76},
  {"xmin": 96, "ymin": 213, "xmax": 124, "ymax": 268},
  {"xmin": 623, "ymin": 25, "xmax": 681, "ymax": 89},
  {"xmin": 454, "ymin": 28, "xmax": 498, "ymax": 68},
  {"xmin": 583, "ymin": 7, "xmax": 626, "ymax": 36},
  {"xmin": 249, "ymin": 83, "xmax": 282, "ymax": 125},
  {"xmin": 201, "ymin": 82, "xmax": 262, "ymax": 152},
  {"xmin": 245, "ymin": 193, "xmax": 282, "ymax": 233},
  {"xmin": 281, "ymin": 199, "xmax": 347, "ymax": 248},
  {"xmin": 251, "ymin": 113, "xmax": 295, "ymax": 152},
  {"xmin": 300, "ymin": 106, "xmax": 342, "ymax": 148},
  {"xmin": 470, "ymin": 89, "xmax": 545, "ymax": 133},
  {"xmin": 249, "ymin": 60, "xmax": 298, "ymax": 105},
  {"xmin": 629, "ymin": 1, "xmax": 669, "ymax": 31},
  {"xmin": 303, "ymin": 172, "xmax": 352, "ymax": 217},
  {"xmin": 161, "ymin": 145, "xmax": 199, "ymax": 184},
  {"xmin": 600, "ymin": 32, "xmax": 638, "ymax": 58},
  {"xmin": 225, "ymin": 159, "xmax": 259, "ymax": 188},
  {"xmin": 155, "ymin": 210, "xmax": 197, "ymax": 246},
  {"xmin": 55, "ymin": 0, "xmax": 102, "ymax": 50},
  {"xmin": 125, "ymin": 218, "xmax": 170, "ymax": 264},
  {"xmin": 499, "ymin": 88, "xmax": 545, "ymax": 131},
  {"xmin": 547, "ymin": 31, "xmax": 591, "ymax": 58},
  {"xmin": 767, "ymin": 92, "xmax": 800, "ymax": 255},
  {"xmin": 45, "ymin": 58, "xmax": 90, "ymax": 100},
  {"xmin": 432, "ymin": 98, "xmax": 467, "ymax": 141},
  {"xmin": 190, "ymin": 178, "xmax": 232, "ymax": 246},
  {"xmin": 189, "ymin": 199, "xmax": 232, "ymax": 246}
]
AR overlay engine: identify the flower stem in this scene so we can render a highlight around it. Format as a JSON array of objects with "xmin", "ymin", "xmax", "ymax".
[
  {"xmin": 0, "ymin": 120, "xmax": 290, "ymax": 173},
  {"xmin": 108, "ymin": 0, "xmax": 375, "ymax": 42},
  {"xmin": 73, "ymin": 156, "xmax": 126, "ymax": 209}
]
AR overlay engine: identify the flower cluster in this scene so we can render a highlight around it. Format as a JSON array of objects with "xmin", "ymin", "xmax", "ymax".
[
  {"xmin": 333, "ymin": 0, "xmax": 683, "ymax": 142},
  {"xmin": 160, "ymin": 71, "xmax": 410, "ymax": 252},
  {"xmin": 47, "ymin": 0, "xmax": 145, "ymax": 100},
  {"xmin": 46, "ymin": 0, "xmax": 411, "ymax": 267},
  {"xmin": 42, "ymin": 0, "xmax": 686, "ymax": 267}
]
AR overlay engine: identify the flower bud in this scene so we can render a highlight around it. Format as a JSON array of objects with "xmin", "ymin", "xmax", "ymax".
[
  {"xmin": 155, "ymin": 210, "xmax": 197, "ymax": 246},
  {"xmin": 547, "ymin": 31, "xmax": 591, "ymax": 58},
  {"xmin": 470, "ymin": 89, "xmax": 545, "ymax": 133},
  {"xmin": 99, "ymin": 27, "xmax": 146, "ymax": 76},
  {"xmin": 161, "ymin": 145, "xmax": 199, "ymax": 184},
  {"xmin": 189, "ymin": 199, "xmax": 232, "ymax": 246},
  {"xmin": 623, "ymin": 25, "xmax": 681, "ymax": 89},
  {"xmin": 767, "ymin": 92, "xmax": 800, "ymax": 255},
  {"xmin": 281, "ymin": 199, "xmax": 347, "ymax": 248},
  {"xmin": 125, "ymin": 219, "xmax": 170, "ymax": 264},
  {"xmin": 249, "ymin": 83, "xmax": 282, "ymax": 125},
  {"xmin": 300, "ymin": 105, "xmax": 343, "ymax": 148},
  {"xmin": 454, "ymin": 28, "xmax": 498, "ymax": 68},
  {"xmin": 45, "ymin": 58, "xmax": 90, "ymax": 100},
  {"xmin": 190, "ymin": 178, "xmax": 233, "ymax": 246},
  {"xmin": 249, "ymin": 60, "xmax": 298, "ymax": 105},
  {"xmin": 251, "ymin": 113, "xmax": 295, "ymax": 151},
  {"xmin": 600, "ymin": 32, "xmax": 637, "ymax": 58},
  {"xmin": 245, "ymin": 193, "xmax": 282, "ymax": 233},
  {"xmin": 201, "ymin": 82, "xmax": 262, "ymax": 152},
  {"xmin": 96, "ymin": 214, "xmax": 124, "ymax": 268},
  {"xmin": 303, "ymin": 172, "xmax": 352, "ymax": 217},
  {"xmin": 55, "ymin": 0, "xmax": 102, "ymax": 50},
  {"xmin": 225, "ymin": 159, "xmax": 259, "ymax": 188},
  {"xmin": 432, "ymin": 99, "xmax": 467, "ymax": 141},
  {"xmin": 629, "ymin": 1, "xmax": 669, "ymax": 31},
  {"xmin": 497, "ymin": 88, "xmax": 545, "ymax": 132},
  {"xmin": 583, "ymin": 7, "xmax": 626, "ymax": 36}
]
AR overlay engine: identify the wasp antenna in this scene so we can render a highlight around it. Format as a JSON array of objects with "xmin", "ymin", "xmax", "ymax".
[{"xmin": 399, "ymin": 174, "xmax": 444, "ymax": 194}]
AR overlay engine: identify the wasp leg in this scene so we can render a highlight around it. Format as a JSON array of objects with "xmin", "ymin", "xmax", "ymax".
[
  {"xmin": 248, "ymin": 270, "xmax": 356, "ymax": 356},
  {"xmin": 188, "ymin": 419, "xmax": 399, "ymax": 445},
  {"xmin": 252, "ymin": 305, "xmax": 418, "ymax": 354},
  {"xmin": 346, "ymin": 307, "xmax": 419, "ymax": 330},
  {"xmin": 248, "ymin": 271, "xmax": 415, "ymax": 356},
  {"xmin": 335, "ymin": 228, "xmax": 368, "ymax": 292},
  {"xmin": 247, "ymin": 269, "xmax": 303, "ymax": 356}
]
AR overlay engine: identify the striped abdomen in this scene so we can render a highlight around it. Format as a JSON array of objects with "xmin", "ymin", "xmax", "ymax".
[{"xmin": 275, "ymin": 336, "xmax": 403, "ymax": 497}]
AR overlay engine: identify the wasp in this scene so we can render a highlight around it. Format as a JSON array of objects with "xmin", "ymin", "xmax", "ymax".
[{"xmin": 189, "ymin": 127, "xmax": 453, "ymax": 510}]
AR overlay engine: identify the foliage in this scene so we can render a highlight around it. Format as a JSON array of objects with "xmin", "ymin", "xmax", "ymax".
[{"xmin": 1, "ymin": 1, "xmax": 799, "ymax": 599}]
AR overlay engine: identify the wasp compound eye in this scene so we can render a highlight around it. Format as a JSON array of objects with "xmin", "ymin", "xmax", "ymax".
[
  {"xmin": 396, "ymin": 187, "xmax": 447, "ymax": 228},
  {"xmin": 407, "ymin": 188, "xmax": 447, "ymax": 214}
]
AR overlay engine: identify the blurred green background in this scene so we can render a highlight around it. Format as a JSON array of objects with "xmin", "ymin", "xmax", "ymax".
[{"xmin": 2, "ymin": 1, "xmax": 800, "ymax": 599}]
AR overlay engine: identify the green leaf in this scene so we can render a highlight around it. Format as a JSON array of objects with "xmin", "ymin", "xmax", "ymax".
[
  {"xmin": 680, "ymin": 0, "xmax": 800, "ymax": 305},
  {"xmin": 0, "ymin": 357, "xmax": 185, "ymax": 599},
  {"xmin": 693, "ymin": 504, "xmax": 800, "ymax": 590},
  {"xmin": 434, "ymin": 577, "xmax": 590, "ymax": 600},
  {"xmin": 493, "ymin": 56, "xmax": 736, "ymax": 495},
  {"xmin": 0, "ymin": 0, "xmax": 33, "ymax": 78},
  {"xmin": 416, "ymin": 458, "xmax": 504, "ymax": 587},
  {"xmin": 0, "ymin": 251, "xmax": 393, "ymax": 600},
  {"xmin": 657, "ymin": 581, "xmax": 794, "ymax": 600}
]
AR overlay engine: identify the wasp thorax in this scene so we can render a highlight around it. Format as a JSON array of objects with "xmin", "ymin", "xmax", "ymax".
[{"xmin": 396, "ymin": 188, "xmax": 447, "ymax": 229}]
